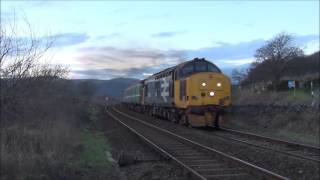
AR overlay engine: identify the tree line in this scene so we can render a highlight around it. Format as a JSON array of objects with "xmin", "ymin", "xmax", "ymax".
[
  {"xmin": 232, "ymin": 32, "xmax": 319, "ymax": 91},
  {"xmin": 0, "ymin": 16, "xmax": 107, "ymax": 180}
]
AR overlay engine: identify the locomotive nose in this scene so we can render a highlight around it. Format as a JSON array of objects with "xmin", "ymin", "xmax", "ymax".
[{"xmin": 199, "ymin": 78, "xmax": 224, "ymax": 90}]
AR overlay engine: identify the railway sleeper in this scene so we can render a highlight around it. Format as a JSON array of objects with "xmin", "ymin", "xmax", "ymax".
[
  {"xmin": 188, "ymin": 162, "xmax": 228, "ymax": 168},
  {"xmin": 196, "ymin": 167, "xmax": 243, "ymax": 175},
  {"xmin": 168, "ymin": 147, "xmax": 196, "ymax": 151},
  {"xmin": 183, "ymin": 159, "xmax": 220, "ymax": 165},
  {"xmin": 205, "ymin": 173, "xmax": 251, "ymax": 180},
  {"xmin": 174, "ymin": 153, "xmax": 209, "ymax": 157},
  {"xmin": 189, "ymin": 163, "xmax": 227, "ymax": 169},
  {"xmin": 165, "ymin": 146, "xmax": 189, "ymax": 149},
  {"xmin": 165, "ymin": 144, "xmax": 192, "ymax": 147},
  {"xmin": 178, "ymin": 156, "xmax": 212, "ymax": 161},
  {"xmin": 170, "ymin": 150, "xmax": 200, "ymax": 154},
  {"xmin": 164, "ymin": 144, "xmax": 188, "ymax": 147},
  {"xmin": 307, "ymin": 154, "xmax": 320, "ymax": 158},
  {"xmin": 179, "ymin": 154, "xmax": 210, "ymax": 158}
]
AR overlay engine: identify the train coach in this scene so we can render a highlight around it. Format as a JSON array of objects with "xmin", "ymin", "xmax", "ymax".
[{"xmin": 122, "ymin": 58, "xmax": 231, "ymax": 128}]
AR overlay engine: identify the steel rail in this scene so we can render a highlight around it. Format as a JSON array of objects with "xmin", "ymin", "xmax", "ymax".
[
  {"xmin": 220, "ymin": 127, "xmax": 320, "ymax": 151},
  {"xmin": 110, "ymin": 108, "xmax": 290, "ymax": 180},
  {"xmin": 106, "ymin": 110, "xmax": 207, "ymax": 180},
  {"xmin": 217, "ymin": 127, "xmax": 320, "ymax": 162}
]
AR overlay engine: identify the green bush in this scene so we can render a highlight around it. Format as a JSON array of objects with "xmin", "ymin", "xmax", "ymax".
[
  {"xmin": 73, "ymin": 129, "xmax": 111, "ymax": 168},
  {"xmin": 86, "ymin": 106, "xmax": 99, "ymax": 126}
]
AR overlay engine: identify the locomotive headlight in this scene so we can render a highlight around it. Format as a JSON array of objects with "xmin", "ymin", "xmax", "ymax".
[
  {"xmin": 201, "ymin": 82, "xmax": 206, "ymax": 87},
  {"xmin": 217, "ymin": 82, "xmax": 222, "ymax": 87},
  {"xmin": 209, "ymin": 91, "xmax": 215, "ymax": 96}
]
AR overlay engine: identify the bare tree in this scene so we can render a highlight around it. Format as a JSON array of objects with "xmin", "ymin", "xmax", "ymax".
[
  {"xmin": 0, "ymin": 14, "xmax": 69, "ymax": 120},
  {"xmin": 0, "ymin": 15, "xmax": 62, "ymax": 78},
  {"xmin": 252, "ymin": 32, "xmax": 304, "ymax": 91},
  {"xmin": 231, "ymin": 68, "xmax": 246, "ymax": 85}
]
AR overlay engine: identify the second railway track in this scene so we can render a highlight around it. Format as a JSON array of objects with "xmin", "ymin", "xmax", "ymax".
[
  {"xmin": 106, "ymin": 107, "xmax": 289, "ymax": 180},
  {"xmin": 213, "ymin": 127, "xmax": 320, "ymax": 163}
]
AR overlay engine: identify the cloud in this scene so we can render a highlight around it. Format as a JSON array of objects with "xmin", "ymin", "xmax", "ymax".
[
  {"xmin": 72, "ymin": 66, "xmax": 162, "ymax": 80},
  {"xmin": 0, "ymin": 10, "xmax": 20, "ymax": 24},
  {"xmin": 96, "ymin": 33, "xmax": 121, "ymax": 40},
  {"xmin": 74, "ymin": 46, "xmax": 186, "ymax": 79},
  {"xmin": 186, "ymin": 34, "xmax": 319, "ymax": 68},
  {"xmin": 223, "ymin": 58, "xmax": 254, "ymax": 66},
  {"xmin": 295, "ymin": 34, "xmax": 319, "ymax": 45},
  {"xmin": 295, "ymin": 35, "xmax": 320, "ymax": 54},
  {"xmin": 304, "ymin": 39, "xmax": 319, "ymax": 55},
  {"xmin": 151, "ymin": 31, "xmax": 186, "ymax": 38},
  {"xmin": 72, "ymin": 34, "xmax": 319, "ymax": 80},
  {"xmin": 48, "ymin": 33, "xmax": 89, "ymax": 47},
  {"xmin": 72, "ymin": 68, "xmax": 127, "ymax": 79},
  {"xmin": 186, "ymin": 39, "xmax": 265, "ymax": 67}
]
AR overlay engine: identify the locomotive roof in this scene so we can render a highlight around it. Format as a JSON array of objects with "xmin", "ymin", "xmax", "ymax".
[
  {"xmin": 152, "ymin": 65, "xmax": 177, "ymax": 76},
  {"xmin": 145, "ymin": 58, "xmax": 214, "ymax": 79}
]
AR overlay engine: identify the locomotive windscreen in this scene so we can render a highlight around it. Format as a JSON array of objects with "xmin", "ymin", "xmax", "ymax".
[{"xmin": 177, "ymin": 59, "xmax": 221, "ymax": 79}]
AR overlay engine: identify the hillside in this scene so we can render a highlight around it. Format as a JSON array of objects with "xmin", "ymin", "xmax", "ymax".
[
  {"xmin": 283, "ymin": 51, "xmax": 319, "ymax": 77},
  {"xmin": 72, "ymin": 78, "xmax": 140, "ymax": 99}
]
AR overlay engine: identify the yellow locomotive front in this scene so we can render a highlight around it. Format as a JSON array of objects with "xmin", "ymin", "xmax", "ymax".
[{"xmin": 173, "ymin": 58, "xmax": 231, "ymax": 127}]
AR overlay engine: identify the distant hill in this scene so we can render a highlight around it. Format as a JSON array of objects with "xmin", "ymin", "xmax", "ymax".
[{"xmin": 71, "ymin": 78, "xmax": 140, "ymax": 99}]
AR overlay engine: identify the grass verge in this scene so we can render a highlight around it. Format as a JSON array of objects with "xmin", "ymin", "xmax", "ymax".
[{"xmin": 71, "ymin": 129, "xmax": 111, "ymax": 169}]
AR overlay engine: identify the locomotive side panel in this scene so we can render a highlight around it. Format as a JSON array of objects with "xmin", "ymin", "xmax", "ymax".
[{"xmin": 144, "ymin": 75, "xmax": 174, "ymax": 107}]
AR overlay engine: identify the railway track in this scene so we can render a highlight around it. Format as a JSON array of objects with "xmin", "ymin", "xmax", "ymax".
[
  {"xmin": 107, "ymin": 108, "xmax": 289, "ymax": 180},
  {"xmin": 211, "ymin": 127, "xmax": 320, "ymax": 163}
]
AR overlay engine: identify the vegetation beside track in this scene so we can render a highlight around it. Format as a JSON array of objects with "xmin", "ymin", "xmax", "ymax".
[
  {"xmin": 0, "ymin": 14, "xmax": 120, "ymax": 180},
  {"xmin": 70, "ymin": 106, "xmax": 112, "ymax": 169},
  {"xmin": 0, "ymin": 79, "xmax": 119, "ymax": 180},
  {"xmin": 226, "ymin": 89, "xmax": 319, "ymax": 145}
]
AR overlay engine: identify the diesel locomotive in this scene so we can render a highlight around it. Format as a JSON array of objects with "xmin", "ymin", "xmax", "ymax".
[{"xmin": 122, "ymin": 58, "xmax": 231, "ymax": 127}]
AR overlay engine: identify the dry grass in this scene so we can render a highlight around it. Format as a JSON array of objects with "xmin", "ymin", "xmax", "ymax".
[
  {"xmin": 233, "ymin": 88, "xmax": 318, "ymax": 106},
  {"xmin": 0, "ymin": 79, "xmax": 117, "ymax": 180},
  {"xmin": 1, "ymin": 120, "xmax": 80, "ymax": 180},
  {"xmin": 227, "ymin": 89, "xmax": 320, "ymax": 145},
  {"xmin": 0, "ymin": 80, "xmax": 113, "ymax": 180},
  {"xmin": 227, "ymin": 110, "xmax": 319, "ymax": 145}
]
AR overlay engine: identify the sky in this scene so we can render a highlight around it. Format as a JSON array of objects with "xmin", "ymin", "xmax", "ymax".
[{"xmin": 1, "ymin": 0, "xmax": 319, "ymax": 80}]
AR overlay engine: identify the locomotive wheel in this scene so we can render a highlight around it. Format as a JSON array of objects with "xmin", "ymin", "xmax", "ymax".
[
  {"xmin": 170, "ymin": 112, "xmax": 178, "ymax": 123},
  {"xmin": 213, "ymin": 112, "xmax": 220, "ymax": 129},
  {"xmin": 148, "ymin": 109, "xmax": 153, "ymax": 117},
  {"xmin": 167, "ymin": 111, "xmax": 171, "ymax": 121},
  {"xmin": 180, "ymin": 114, "xmax": 189, "ymax": 126}
]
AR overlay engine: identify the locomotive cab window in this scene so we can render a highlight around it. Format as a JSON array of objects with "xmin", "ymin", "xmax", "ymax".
[
  {"xmin": 208, "ymin": 63, "xmax": 221, "ymax": 73},
  {"xmin": 194, "ymin": 60, "xmax": 207, "ymax": 72},
  {"xmin": 176, "ymin": 59, "xmax": 222, "ymax": 79},
  {"xmin": 181, "ymin": 63, "xmax": 194, "ymax": 77}
]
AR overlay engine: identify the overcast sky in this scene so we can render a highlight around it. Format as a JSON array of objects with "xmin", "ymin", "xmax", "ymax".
[{"xmin": 1, "ymin": 1, "xmax": 319, "ymax": 79}]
